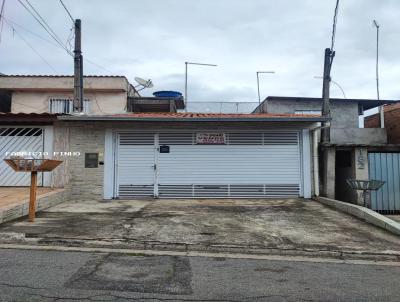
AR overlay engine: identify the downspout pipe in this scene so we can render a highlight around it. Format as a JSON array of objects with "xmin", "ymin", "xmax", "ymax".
[
  {"xmin": 313, "ymin": 128, "xmax": 320, "ymax": 196},
  {"xmin": 310, "ymin": 123, "xmax": 331, "ymax": 197},
  {"xmin": 309, "ymin": 124, "xmax": 324, "ymax": 197}
]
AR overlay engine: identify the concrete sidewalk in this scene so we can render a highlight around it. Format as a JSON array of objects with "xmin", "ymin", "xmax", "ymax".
[
  {"xmin": 0, "ymin": 187, "xmax": 68, "ymax": 224},
  {"xmin": 0, "ymin": 198, "xmax": 399, "ymax": 260}
]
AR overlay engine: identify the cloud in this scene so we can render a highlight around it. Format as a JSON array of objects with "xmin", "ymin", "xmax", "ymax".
[{"xmin": 1, "ymin": 0, "xmax": 399, "ymax": 102}]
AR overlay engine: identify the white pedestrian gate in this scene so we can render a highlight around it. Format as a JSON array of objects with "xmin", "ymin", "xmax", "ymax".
[
  {"xmin": 115, "ymin": 131, "xmax": 302, "ymax": 198},
  {"xmin": 0, "ymin": 127, "xmax": 44, "ymax": 186}
]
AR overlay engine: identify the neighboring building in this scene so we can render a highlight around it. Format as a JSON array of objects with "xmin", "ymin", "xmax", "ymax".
[
  {"xmin": 0, "ymin": 75, "xmax": 184, "ymax": 115},
  {"xmin": 255, "ymin": 96, "xmax": 400, "ymax": 213},
  {"xmin": 365, "ymin": 103, "xmax": 400, "ymax": 144},
  {"xmin": 253, "ymin": 96, "xmax": 393, "ymax": 144}
]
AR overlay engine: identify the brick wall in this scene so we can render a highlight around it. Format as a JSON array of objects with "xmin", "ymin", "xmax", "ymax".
[
  {"xmin": 365, "ymin": 104, "xmax": 400, "ymax": 144},
  {"xmin": 68, "ymin": 124, "xmax": 105, "ymax": 200}
]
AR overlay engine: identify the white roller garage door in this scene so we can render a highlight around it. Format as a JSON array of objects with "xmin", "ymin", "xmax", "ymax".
[{"xmin": 115, "ymin": 131, "xmax": 301, "ymax": 198}]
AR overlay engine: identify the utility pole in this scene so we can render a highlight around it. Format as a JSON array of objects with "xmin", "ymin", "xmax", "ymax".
[
  {"xmin": 321, "ymin": 48, "xmax": 334, "ymax": 143},
  {"xmin": 320, "ymin": 0, "xmax": 339, "ymax": 143},
  {"xmin": 73, "ymin": 19, "xmax": 83, "ymax": 112},
  {"xmin": 373, "ymin": 20, "xmax": 384, "ymax": 128}
]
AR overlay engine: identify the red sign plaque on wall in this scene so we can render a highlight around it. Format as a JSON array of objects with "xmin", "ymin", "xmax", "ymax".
[{"xmin": 195, "ymin": 133, "xmax": 226, "ymax": 145}]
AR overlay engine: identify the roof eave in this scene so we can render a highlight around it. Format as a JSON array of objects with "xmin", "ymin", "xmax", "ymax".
[{"xmin": 57, "ymin": 116, "xmax": 329, "ymax": 122}]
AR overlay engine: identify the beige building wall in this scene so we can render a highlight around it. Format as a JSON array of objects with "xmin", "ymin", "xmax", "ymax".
[
  {"xmin": 0, "ymin": 76, "xmax": 131, "ymax": 91},
  {"xmin": 1, "ymin": 76, "xmax": 138, "ymax": 115},
  {"xmin": 11, "ymin": 91, "xmax": 128, "ymax": 115}
]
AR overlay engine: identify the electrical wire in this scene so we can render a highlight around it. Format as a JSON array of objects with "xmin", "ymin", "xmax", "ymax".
[
  {"xmin": 330, "ymin": 0, "xmax": 340, "ymax": 52},
  {"xmin": 24, "ymin": 0, "xmax": 66, "ymax": 46},
  {"xmin": 83, "ymin": 78, "xmax": 106, "ymax": 114},
  {"xmin": 327, "ymin": 0, "xmax": 340, "ymax": 74},
  {"xmin": 4, "ymin": 16, "xmax": 113, "ymax": 74},
  {"xmin": 59, "ymin": 0, "xmax": 74, "ymax": 23},
  {"xmin": 5, "ymin": 23, "xmax": 113, "ymax": 76},
  {"xmin": 13, "ymin": 0, "xmax": 115, "ymax": 75},
  {"xmin": 0, "ymin": 0, "xmax": 6, "ymax": 45},
  {"xmin": 65, "ymin": 25, "xmax": 74, "ymax": 52},
  {"xmin": 3, "ymin": 16, "xmax": 59, "ymax": 48},
  {"xmin": 84, "ymin": 58, "xmax": 115, "ymax": 75},
  {"xmin": 5, "ymin": 21, "xmax": 58, "ymax": 73},
  {"xmin": 16, "ymin": 0, "xmax": 72, "ymax": 56},
  {"xmin": 12, "ymin": 100, "xmax": 48, "ymax": 112}
]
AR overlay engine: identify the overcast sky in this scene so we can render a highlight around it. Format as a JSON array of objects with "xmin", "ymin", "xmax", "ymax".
[{"xmin": 1, "ymin": 0, "xmax": 399, "ymax": 104}]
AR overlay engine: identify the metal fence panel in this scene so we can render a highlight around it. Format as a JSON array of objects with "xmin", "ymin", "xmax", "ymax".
[{"xmin": 368, "ymin": 152, "xmax": 400, "ymax": 212}]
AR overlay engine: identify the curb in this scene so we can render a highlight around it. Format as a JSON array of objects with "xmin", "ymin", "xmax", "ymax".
[
  {"xmin": 315, "ymin": 196, "xmax": 400, "ymax": 237},
  {"xmin": 0, "ymin": 189, "xmax": 69, "ymax": 225},
  {"xmin": 1, "ymin": 243, "xmax": 400, "ymax": 266},
  {"xmin": 0, "ymin": 235, "xmax": 399, "ymax": 262}
]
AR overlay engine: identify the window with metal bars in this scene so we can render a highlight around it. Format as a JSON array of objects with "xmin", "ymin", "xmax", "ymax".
[{"xmin": 49, "ymin": 98, "xmax": 90, "ymax": 114}]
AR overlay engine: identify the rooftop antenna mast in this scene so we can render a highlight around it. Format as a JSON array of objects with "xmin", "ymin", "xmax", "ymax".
[
  {"xmin": 256, "ymin": 71, "xmax": 275, "ymax": 104},
  {"xmin": 184, "ymin": 61, "xmax": 217, "ymax": 112},
  {"xmin": 373, "ymin": 19, "xmax": 384, "ymax": 128}
]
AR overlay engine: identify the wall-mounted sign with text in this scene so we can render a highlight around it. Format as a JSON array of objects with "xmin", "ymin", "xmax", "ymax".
[{"xmin": 195, "ymin": 133, "xmax": 226, "ymax": 145}]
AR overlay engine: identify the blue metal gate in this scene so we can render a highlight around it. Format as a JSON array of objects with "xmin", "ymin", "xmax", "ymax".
[{"xmin": 368, "ymin": 152, "xmax": 400, "ymax": 213}]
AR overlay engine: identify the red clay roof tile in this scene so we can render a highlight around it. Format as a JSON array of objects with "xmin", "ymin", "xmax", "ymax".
[{"xmin": 111, "ymin": 112, "xmax": 321, "ymax": 118}]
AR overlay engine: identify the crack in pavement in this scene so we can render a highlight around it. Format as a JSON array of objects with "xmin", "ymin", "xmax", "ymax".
[
  {"xmin": 0, "ymin": 283, "xmax": 290, "ymax": 302},
  {"xmin": 28, "ymin": 292, "xmax": 290, "ymax": 302},
  {"xmin": 0, "ymin": 282, "xmax": 48, "ymax": 291}
]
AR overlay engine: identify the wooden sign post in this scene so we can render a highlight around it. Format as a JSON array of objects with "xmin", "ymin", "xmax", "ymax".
[
  {"xmin": 29, "ymin": 171, "xmax": 38, "ymax": 222},
  {"xmin": 4, "ymin": 159, "xmax": 62, "ymax": 222}
]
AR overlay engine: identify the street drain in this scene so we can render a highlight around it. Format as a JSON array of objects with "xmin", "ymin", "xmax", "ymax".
[{"xmin": 199, "ymin": 232, "xmax": 215, "ymax": 236}]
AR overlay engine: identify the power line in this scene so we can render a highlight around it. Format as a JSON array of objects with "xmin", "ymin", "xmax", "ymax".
[
  {"xmin": 4, "ymin": 16, "xmax": 115, "ymax": 75},
  {"xmin": 330, "ymin": 0, "xmax": 340, "ymax": 52},
  {"xmin": 65, "ymin": 25, "xmax": 74, "ymax": 52},
  {"xmin": 16, "ymin": 0, "xmax": 72, "ymax": 56},
  {"xmin": 84, "ymin": 58, "xmax": 115, "ymax": 75},
  {"xmin": 59, "ymin": 0, "xmax": 74, "ymax": 23},
  {"xmin": 13, "ymin": 1, "xmax": 115, "ymax": 75},
  {"xmin": 5, "ymin": 16, "xmax": 74, "ymax": 58},
  {"xmin": 5, "ymin": 21, "xmax": 58, "ymax": 73},
  {"xmin": 25, "ymin": 0, "xmax": 71, "ymax": 54},
  {"xmin": 3, "ymin": 16, "xmax": 59, "ymax": 47},
  {"xmin": 24, "ymin": 0, "xmax": 65, "ymax": 45},
  {"xmin": 0, "ymin": 0, "xmax": 6, "ymax": 45}
]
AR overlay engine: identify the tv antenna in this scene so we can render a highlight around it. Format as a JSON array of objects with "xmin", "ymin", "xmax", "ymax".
[{"xmin": 134, "ymin": 77, "xmax": 154, "ymax": 91}]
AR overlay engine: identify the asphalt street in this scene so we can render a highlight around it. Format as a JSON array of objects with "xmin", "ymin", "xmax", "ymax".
[{"xmin": 0, "ymin": 248, "xmax": 399, "ymax": 301}]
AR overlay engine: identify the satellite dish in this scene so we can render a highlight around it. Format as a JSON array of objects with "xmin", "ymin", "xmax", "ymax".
[{"xmin": 134, "ymin": 77, "xmax": 154, "ymax": 89}]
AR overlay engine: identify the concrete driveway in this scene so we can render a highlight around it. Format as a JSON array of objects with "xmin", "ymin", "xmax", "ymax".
[{"xmin": 0, "ymin": 198, "xmax": 399, "ymax": 260}]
